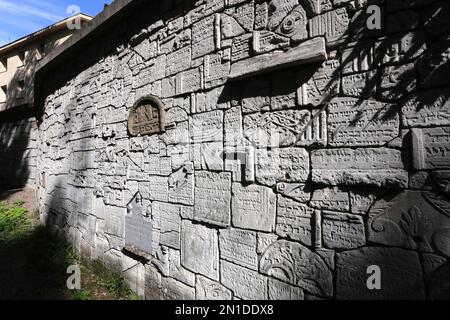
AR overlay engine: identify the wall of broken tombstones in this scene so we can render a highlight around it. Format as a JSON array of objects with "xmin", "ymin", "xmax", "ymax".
[{"xmin": 36, "ymin": 0, "xmax": 450, "ymax": 300}]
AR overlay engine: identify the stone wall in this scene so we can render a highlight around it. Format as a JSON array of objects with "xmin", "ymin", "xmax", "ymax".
[
  {"xmin": 0, "ymin": 116, "xmax": 38, "ymax": 189},
  {"xmin": 36, "ymin": 0, "xmax": 450, "ymax": 299}
]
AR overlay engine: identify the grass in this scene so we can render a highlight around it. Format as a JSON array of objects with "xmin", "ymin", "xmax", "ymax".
[{"xmin": 0, "ymin": 199, "xmax": 140, "ymax": 300}]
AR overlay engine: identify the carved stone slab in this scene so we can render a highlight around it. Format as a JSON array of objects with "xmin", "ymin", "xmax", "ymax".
[
  {"xmin": 276, "ymin": 5, "xmax": 307, "ymax": 43},
  {"xmin": 125, "ymin": 193, "xmax": 152, "ymax": 258},
  {"xmin": 219, "ymin": 228, "xmax": 258, "ymax": 270},
  {"xmin": 153, "ymin": 202, "xmax": 181, "ymax": 250},
  {"xmin": 298, "ymin": 60, "xmax": 340, "ymax": 107},
  {"xmin": 194, "ymin": 171, "xmax": 232, "ymax": 227},
  {"xmin": 260, "ymin": 240, "xmax": 333, "ymax": 297},
  {"xmin": 190, "ymin": 110, "xmax": 224, "ymax": 143},
  {"xmin": 196, "ymin": 275, "xmax": 232, "ymax": 300},
  {"xmin": 276, "ymin": 195, "xmax": 315, "ymax": 246},
  {"xmin": 276, "ymin": 183, "xmax": 311, "ymax": 203},
  {"xmin": 181, "ymin": 220, "xmax": 219, "ymax": 281},
  {"xmin": 322, "ymin": 211, "xmax": 365, "ymax": 249},
  {"xmin": 232, "ymin": 183, "xmax": 276, "ymax": 232},
  {"xmin": 412, "ymin": 127, "xmax": 450, "ymax": 170},
  {"xmin": 128, "ymin": 95, "xmax": 166, "ymax": 136},
  {"xmin": 328, "ymin": 98, "xmax": 399, "ymax": 147},
  {"xmin": 229, "ymin": 37, "xmax": 327, "ymax": 80},
  {"xmin": 256, "ymin": 148, "xmax": 310, "ymax": 186},
  {"xmin": 309, "ymin": 8, "xmax": 349, "ymax": 43},
  {"xmin": 267, "ymin": 0, "xmax": 299, "ymax": 31},
  {"xmin": 368, "ymin": 191, "xmax": 450, "ymax": 257},
  {"xmin": 221, "ymin": 260, "xmax": 267, "ymax": 300},
  {"xmin": 336, "ymin": 247, "xmax": 425, "ymax": 299},
  {"xmin": 402, "ymin": 89, "xmax": 450, "ymax": 127},
  {"xmin": 244, "ymin": 110, "xmax": 311, "ymax": 147},
  {"xmin": 310, "ymin": 187, "xmax": 350, "ymax": 212},
  {"xmin": 311, "ymin": 148, "xmax": 408, "ymax": 188},
  {"xmin": 268, "ymin": 278, "xmax": 304, "ymax": 300}
]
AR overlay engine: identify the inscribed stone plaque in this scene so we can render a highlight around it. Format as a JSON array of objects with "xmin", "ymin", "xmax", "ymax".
[
  {"xmin": 190, "ymin": 110, "xmax": 224, "ymax": 143},
  {"xmin": 232, "ymin": 183, "xmax": 276, "ymax": 232},
  {"xmin": 268, "ymin": 279, "xmax": 304, "ymax": 300},
  {"xmin": 244, "ymin": 110, "xmax": 311, "ymax": 147},
  {"xmin": 148, "ymin": 176, "xmax": 169, "ymax": 202},
  {"xmin": 412, "ymin": 127, "xmax": 450, "ymax": 170},
  {"xmin": 221, "ymin": 260, "xmax": 267, "ymax": 300},
  {"xmin": 298, "ymin": 60, "xmax": 340, "ymax": 107},
  {"xmin": 309, "ymin": 8, "xmax": 349, "ymax": 43},
  {"xmin": 402, "ymin": 90, "xmax": 450, "ymax": 127},
  {"xmin": 125, "ymin": 193, "xmax": 152, "ymax": 257},
  {"xmin": 181, "ymin": 220, "xmax": 219, "ymax": 281},
  {"xmin": 276, "ymin": 183, "xmax": 311, "ymax": 202},
  {"xmin": 128, "ymin": 95, "xmax": 166, "ymax": 136},
  {"xmin": 267, "ymin": 0, "xmax": 299, "ymax": 31},
  {"xmin": 219, "ymin": 228, "xmax": 258, "ymax": 270},
  {"xmin": 276, "ymin": 195, "xmax": 315, "ymax": 246},
  {"xmin": 256, "ymin": 148, "xmax": 310, "ymax": 186},
  {"xmin": 328, "ymin": 98, "xmax": 399, "ymax": 147},
  {"xmin": 322, "ymin": 211, "xmax": 365, "ymax": 250},
  {"xmin": 310, "ymin": 187, "xmax": 350, "ymax": 212},
  {"xmin": 192, "ymin": 15, "xmax": 217, "ymax": 58},
  {"xmin": 311, "ymin": 148, "xmax": 408, "ymax": 188},
  {"xmin": 276, "ymin": 5, "xmax": 307, "ymax": 42},
  {"xmin": 260, "ymin": 240, "xmax": 333, "ymax": 297},
  {"xmin": 194, "ymin": 171, "xmax": 232, "ymax": 227}
]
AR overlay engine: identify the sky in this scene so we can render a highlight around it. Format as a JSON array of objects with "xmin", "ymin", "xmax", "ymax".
[{"xmin": 0, "ymin": 0, "xmax": 113, "ymax": 47}]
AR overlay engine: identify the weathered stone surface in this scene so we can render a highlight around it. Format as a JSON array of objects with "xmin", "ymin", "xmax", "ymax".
[
  {"xmin": 341, "ymin": 43, "xmax": 375, "ymax": 75},
  {"xmin": 276, "ymin": 5, "xmax": 307, "ymax": 43},
  {"xmin": 196, "ymin": 275, "xmax": 232, "ymax": 300},
  {"xmin": 368, "ymin": 191, "xmax": 450, "ymax": 257},
  {"xmin": 422, "ymin": 253, "xmax": 446, "ymax": 281},
  {"xmin": 311, "ymin": 148, "xmax": 408, "ymax": 188},
  {"xmin": 145, "ymin": 265, "xmax": 162, "ymax": 300},
  {"xmin": 190, "ymin": 110, "xmax": 223, "ymax": 143},
  {"xmin": 224, "ymin": 106, "xmax": 243, "ymax": 147},
  {"xmin": 309, "ymin": 8, "xmax": 349, "ymax": 43},
  {"xmin": 219, "ymin": 228, "xmax": 258, "ymax": 270},
  {"xmin": 328, "ymin": 98, "xmax": 399, "ymax": 147},
  {"xmin": 166, "ymin": 46, "xmax": 192, "ymax": 76},
  {"xmin": 244, "ymin": 110, "xmax": 311, "ymax": 147},
  {"xmin": 310, "ymin": 187, "xmax": 349, "ymax": 212},
  {"xmin": 268, "ymin": 278, "xmax": 304, "ymax": 300},
  {"xmin": 380, "ymin": 63, "xmax": 416, "ymax": 100},
  {"xmin": 276, "ymin": 183, "xmax": 310, "ymax": 203},
  {"xmin": 221, "ymin": 260, "xmax": 267, "ymax": 299},
  {"xmin": 232, "ymin": 183, "xmax": 276, "ymax": 232},
  {"xmin": 257, "ymin": 233, "xmax": 278, "ymax": 255},
  {"xmin": 253, "ymin": 30, "xmax": 290, "ymax": 54},
  {"xmin": 194, "ymin": 171, "xmax": 232, "ymax": 227},
  {"xmin": 175, "ymin": 67, "xmax": 203, "ymax": 95},
  {"xmin": 402, "ymin": 89, "xmax": 450, "ymax": 127},
  {"xmin": 276, "ymin": 195, "xmax": 314, "ymax": 246},
  {"xmin": 231, "ymin": 33, "xmax": 252, "ymax": 62},
  {"xmin": 125, "ymin": 193, "xmax": 152, "ymax": 257},
  {"xmin": 336, "ymin": 247, "xmax": 425, "ymax": 299},
  {"xmin": 192, "ymin": 15, "xmax": 217, "ymax": 58},
  {"xmin": 168, "ymin": 165, "xmax": 194, "ymax": 205},
  {"xmin": 256, "ymin": 148, "xmax": 309, "ymax": 187},
  {"xmin": 241, "ymin": 77, "xmax": 271, "ymax": 113},
  {"xmin": 221, "ymin": 14, "xmax": 244, "ymax": 39},
  {"xmin": 153, "ymin": 202, "xmax": 181, "ymax": 250},
  {"xmin": 161, "ymin": 277, "xmax": 195, "ymax": 300},
  {"xmin": 169, "ymin": 249, "xmax": 195, "ymax": 287},
  {"xmin": 255, "ymin": 2, "xmax": 268, "ymax": 30},
  {"xmin": 181, "ymin": 220, "xmax": 219, "ymax": 281},
  {"xmin": 260, "ymin": 240, "xmax": 333, "ymax": 296},
  {"xmin": 432, "ymin": 171, "xmax": 450, "ymax": 197},
  {"xmin": 375, "ymin": 32, "xmax": 426, "ymax": 66},
  {"xmin": 267, "ymin": 0, "xmax": 298, "ymax": 31},
  {"xmin": 411, "ymin": 127, "xmax": 450, "ymax": 170},
  {"xmin": 148, "ymin": 176, "xmax": 169, "ymax": 202},
  {"xmin": 322, "ymin": 211, "xmax": 365, "ymax": 249},
  {"xmin": 298, "ymin": 60, "xmax": 340, "ymax": 107},
  {"xmin": 204, "ymin": 52, "xmax": 231, "ymax": 89},
  {"xmin": 342, "ymin": 71, "xmax": 377, "ymax": 98},
  {"xmin": 350, "ymin": 188, "xmax": 380, "ymax": 215},
  {"xmin": 229, "ymin": 37, "xmax": 327, "ymax": 80},
  {"xmin": 229, "ymin": 1, "xmax": 254, "ymax": 32}
]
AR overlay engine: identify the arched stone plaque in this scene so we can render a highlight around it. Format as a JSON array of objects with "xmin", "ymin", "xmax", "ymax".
[{"xmin": 128, "ymin": 95, "xmax": 166, "ymax": 136}]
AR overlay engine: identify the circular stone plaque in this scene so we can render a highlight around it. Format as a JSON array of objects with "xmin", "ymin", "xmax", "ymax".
[{"xmin": 128, "ymin": 95, "xmax": 166, "ymax": 136}]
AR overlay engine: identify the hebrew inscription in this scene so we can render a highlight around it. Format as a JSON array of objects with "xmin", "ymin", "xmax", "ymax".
[{"xmin": 128, "ymin": 95, "xmax": 166, "ymax": 136}]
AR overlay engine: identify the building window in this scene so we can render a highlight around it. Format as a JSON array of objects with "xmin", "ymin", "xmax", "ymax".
[
  {"xmin": 18, "ymin": 51, "xmax": 26, "ymax": 66},
  {"xmin": 0, "ymin": 58, "xmax": 6, "ymax": 73},
  {"xmin": 0, "ymin": 85, "xmax": 7, "ymax": 102},
  {"xmin": 17, "ymin": 80, "xmax": 25, "ymax": 96}
]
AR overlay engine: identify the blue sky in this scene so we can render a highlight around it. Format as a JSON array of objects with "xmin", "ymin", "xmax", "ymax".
[{"xmin": 0, "ymin": 0, "xmax": 113, "ymax": 47}]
